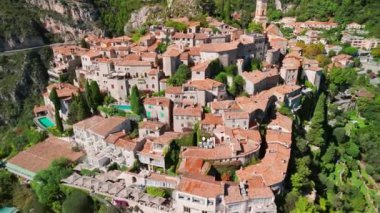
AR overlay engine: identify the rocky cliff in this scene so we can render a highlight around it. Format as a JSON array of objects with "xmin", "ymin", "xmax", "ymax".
[{"xmin": 26, "ymin": 0, "xmax": 98, "ymax": 23}]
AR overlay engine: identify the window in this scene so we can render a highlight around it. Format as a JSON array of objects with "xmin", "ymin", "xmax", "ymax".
[
  {"xmin": 111, "ymin": 84, "xmax": 114, "ymax": 89},
  {"xmin": 184, "ymin": 207, "xmax": 191, "ymax": 213},
  {"xmin": 152, "ymin": 84, "xmax": 155, "ymax": 89},
  {"xmin": 121, "ymin": 86, "xmax": 123, "ymax": 90}
]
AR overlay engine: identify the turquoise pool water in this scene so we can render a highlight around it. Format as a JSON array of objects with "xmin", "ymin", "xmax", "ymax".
[
  {"xmin": 113, "ymin": 105, "xmax": 131, "ymax": 111},
  {"xmin": 38, "ymin": 117, "xmax": 55, "ymax": 128}
]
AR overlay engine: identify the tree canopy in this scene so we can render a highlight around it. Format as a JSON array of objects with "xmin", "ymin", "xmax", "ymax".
[
  {"xmin": 62, "ymin": 190, "xmax": 94, "ymax": 213},
  {"xmin": 32, "ymin": 159, "xmax": 73, "ymax": 206},
  {"xmin": 167, "ymin": 64, "xmax": 191, "ymax": 86},
  {"xmin": 130, "ymin": 85, "xmax": 144, "ymax": 116}
]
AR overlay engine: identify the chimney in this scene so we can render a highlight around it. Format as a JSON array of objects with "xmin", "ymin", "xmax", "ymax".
[{"xmin": 237, "ymin": 59, "xmax": 244, "ymax": 75}]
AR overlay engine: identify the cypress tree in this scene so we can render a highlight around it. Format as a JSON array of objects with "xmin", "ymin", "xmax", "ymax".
[
  {"xmin": 306, "ymin": 93, "xmax": 326, "ymax": 146},
  {"xmin": 130, "ymin": 85, "xmax": 144, "ymax": 116},
  {"xmin": 77, "ymin": 93, "xmax": 91, "ymax": 120},
  {"xmin": 90, "ymin": 81, "xmax": 103, "ymax": 111},
  {"xmin": 49, "ymin": 87, "xmax": 64, "ymax": 132}
]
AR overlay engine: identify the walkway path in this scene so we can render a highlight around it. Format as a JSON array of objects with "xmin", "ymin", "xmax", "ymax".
[{"xmin": 0, "ymin": 42, "xmax": 75, "ymax": 56}]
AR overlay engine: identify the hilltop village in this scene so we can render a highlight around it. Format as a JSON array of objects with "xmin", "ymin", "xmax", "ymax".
[{"xmin": 3, "ymin": 0, "xmax": 380, "ymax": 213}]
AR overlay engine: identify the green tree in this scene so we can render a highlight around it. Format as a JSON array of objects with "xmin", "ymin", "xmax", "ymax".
[
  {"xmin": 306, "ymin": 93, "xmax": 326, "ymax": 146},
  {"xmin": 340, "ymin": 46, "xmax": 358, "ymax": 56},
  {"xmin": 371, "ymin": 46, "xmax": 380, "ymax": 58},
  {"xmin": 228, "ymin": 75, "xmax": 245, "ymax": 97},
  {"xmin": 49, "ymin": 88, "xmax": 64, "ymax": 132},
  {"xmin": 77, "ymin": 93, "xmax": 91, "ymax": 120},
  {"xmin": 329, "ymin": 67, "xmax": 357, "ymax": 90},
  {"xmin": 49, "ymin": 87, "xmax": 60, "ymax": 110},
  {"xmin": 130, "ymin": 85, "xmax": 144, "ymax": 116},
  {"xmin": 80, "ymin": 38, "xmax": 89, "ymax": 49},
  {"xmin": 167, "ymin": 64, "xmax": 191, "ymax": 86},
  {"xmin": 291, "ymin": 197, "xmax": 317, "ymax": 213},
  {"xmin": 215, "ymin": 72, "xmax": 227, "ymax": 84},
  {"xmin": 32, "ymin": 158, "xmax": 73, "ymax": 206},
  {"xmin": 89, "ymin": 81, "xmax": 103, "ymax": 112},
  {"xmin": 247, "ymin": 21, "xmax": 263, "ymax": 33},
  {"xmin": 0, "ymin": 170, "xmax": 14, "ymax": 204},
  {"xmin": 62, "ymin": 190, "xmax": 94, "ymax": 213},
  {"xmin": 209, "ymin": 59, "xmax": 224, "ymax": 77},
  {"xmin": 146, "ymin": 186, "xmax": 167, "ymax": 198}
]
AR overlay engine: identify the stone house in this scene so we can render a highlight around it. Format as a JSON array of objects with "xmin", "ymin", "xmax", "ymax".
[
  {"xmin": 143, "ymin": 97, "xmax": 173, "ymax": 129},
  {"xmin": 173, "ymin": 104, "xmax": 203, "ymax": 132}
]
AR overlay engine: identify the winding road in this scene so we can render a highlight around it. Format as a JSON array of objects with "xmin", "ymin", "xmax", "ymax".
[{"xmin": 0, "ymin": 42, "xmax": 75, "ymax": 56}]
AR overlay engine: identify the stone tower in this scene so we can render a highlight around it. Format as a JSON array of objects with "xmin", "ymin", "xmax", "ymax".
[{"xmin": 254, "ymin": 0, "xmax": 268, "ymax": 28}]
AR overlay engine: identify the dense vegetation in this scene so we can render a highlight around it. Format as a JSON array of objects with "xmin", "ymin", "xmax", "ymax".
[
  {"xmin": 283, "ymin": 0, "xmax": 380, "ymax": 38},
  {"xmin": 0, "ymin": 48, "xmax": 52, "ymax": 159}
]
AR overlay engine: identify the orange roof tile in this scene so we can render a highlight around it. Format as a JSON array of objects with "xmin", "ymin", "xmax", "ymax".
[
  {"xmin": 201, "ymin": 113, "xmax": 223, "ymax": 125},
  {"xmin": 174, "ymin": 105, "xmax": 202, "ymax": 117},
  {"xmin": 7, "ymin": 137, "xmax": 84, "ymax": 173},
  {"xmin": 144, "ymin": 97, "xmax": 171, "ymax": 108},
  {"xmin": 184, "ymin": 78, "xmax": 224, "ymax": 91},
  {"xmin": 199, "ymin": 42, "xmax": 238, "ymax": 53},
  {"xmin": 177, "ymin": 175, "xmax": 223, "ymax": 198},
  {"xmin": 165, "ymin": 86, "xmax": 182, "ymax": 94}
]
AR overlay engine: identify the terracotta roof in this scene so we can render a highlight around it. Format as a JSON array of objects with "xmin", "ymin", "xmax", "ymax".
[
  {"xmin": 179, "ymin": 52, "xmax": 189, "ymax": 61},
  {"xmin": 269, "ymin": 85, "xmax": 301, "ymax": 95},
  {"xmin": 33, "ymin": 105, "xmax": 47, "ymax": 114},
  {"xmin": 150, "ymin": 132, "xmax": 182, "ymax": 145},
  {"xmin": 53, "ymin": 45, "xmax": 88, "ymax": 56},
  {"xmin": 235, "ymin": 96, "xmax": 270, "ymax": 113},
  {"xmin": 177, "ymin": 175, "xmax": 223, "ymax": 198},
  {"xmin": 163, "ymin": 48, "xmax": 181, "ymax": 57},
  {"xmin": 79, "ymin": 116, "xmax": 127, "ymax": 138},
  {"xmin": 144, "ymin": 97, "xmax": 171, "ymax": 108},
  {"xmin": 104, "ymin": 131, "xmax": 141, "ymax": 150},
  {"xmin": 236, "ymin": 143, "xmax": 290, "ymax": 186},
  {"xmin": 188, "ymin": 47, "xmax": 200, "ymax": 56},
  {"xmin": 131, "ymin": 45, "xmax": 148, "ymax": 53},
  {"xmin": 178, "ymin": 158, "xmax": 205, "ymax": 175},
  {"xmin": 141, "ymin": 52, "xmax": 157, "ymax": 59},
  {"xmin": 194, "ymin": 33, "xmax": 209, "ymax": 40},
  {"xmin": 191, "ymin": 60, "xmax": 211, "ymax": 72},
  {"xmin": 210, "ymin": 100, "xmax": 241, "ymax": 111},
  {"xmin": 331, "ymin": 54, "xmax": 353, "ymax": 62},
  {"xmin": 47, "ymin": 83, "xmax": 81, "ymax": 98},
  {"xmin": 266, "ymin": 130, "xmax": 292, "ymax": 148},
  {"xmin": 181, "ymin": 137, "xmax": 260, "ymax": 160},
  {"xmin": 73, "ymin": 116, "xmax": 105, "ymax": 130},
  {"xmin": 201, "ymin": 113, "xmax": 223, "ymax": 125},
  {"xmin": 223, "ymin": 111, "xmax": 249, "ymax": 120},
  {"xmin": 139, "ymin": 120, "xmax": 166, "ymax": 130},
  {"xmin": 172, "ymin": 33, "xmax": 195, "ymax": 39},
  {"xmin": 83, "ymin": 49, "xmax": 102, "ymax": 58},
  {"xmin": 114, "ymin": 60, "xmax": 152, "ymax": 67},
  {"xmin": 165, "ymin": 87, "xmax": 182, "ymax": 94},
  {"xmin": 241, "ymin": 69, "xmax": 279, "ymax": 84},
  {"xmin": 282, "ymin": 57, "xmax": 301, "ymax": 69},
  {"xmin": 184, "ymin": 79, "xmax": 224, "ymax": 91},
  {"xmin": 199, "ymin": 42, "xmax": 238, "ymax": 53},
  {"xmin": 268, "ymin": 112, "xmax": 293, "ymax": 133},
  {"xmin": 124, "ymin": 54, "xmax": 141, "ymax": 61},
  {"xmin": 174, "ymin": 105, "xmax": 202, "ymax": 117},
  {"xmin": 224, "ymin": 176, "xmax": 273, "ymax": 203},
  {"xmin": 148, "ymin": 69, "xmax": 159, "ymax": 75},
  {"xmin": 7, "ymin": 137, "xmax": 84, "ymax": 173}
]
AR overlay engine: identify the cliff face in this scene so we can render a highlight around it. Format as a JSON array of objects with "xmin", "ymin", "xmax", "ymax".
[{"xmin": 26, "ymin": 0, "xmax": 98, "ymax": 23}]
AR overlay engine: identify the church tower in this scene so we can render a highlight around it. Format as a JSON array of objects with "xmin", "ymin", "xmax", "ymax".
[{"xmin": 254, "ymin": 0, "xmax": 268, "ymax": 28}]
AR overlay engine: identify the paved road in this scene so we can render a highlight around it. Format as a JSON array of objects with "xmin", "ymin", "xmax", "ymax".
[{"xmin": 0, "ymin": 42, "xmax": 75, "ymax": 56}]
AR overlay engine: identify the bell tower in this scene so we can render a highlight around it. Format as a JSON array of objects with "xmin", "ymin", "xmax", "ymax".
[{"xmin": 254, "ymin": 0, "xmax": 268, "ymax": 28}]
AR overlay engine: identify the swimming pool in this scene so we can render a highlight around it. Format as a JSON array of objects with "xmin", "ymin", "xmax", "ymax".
[
  {"xmin": 37, "ymin": 117, "xmax": 55, "ymax": 128},
  {"xmin": 112, "ymin": 105, "xmax": 131, "ymax": 111}
]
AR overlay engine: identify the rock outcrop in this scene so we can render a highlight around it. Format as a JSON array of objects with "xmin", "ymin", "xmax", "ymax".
[{"xmin": 26, "ymin": 0, "xmax": 98, "ymax": 23}]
